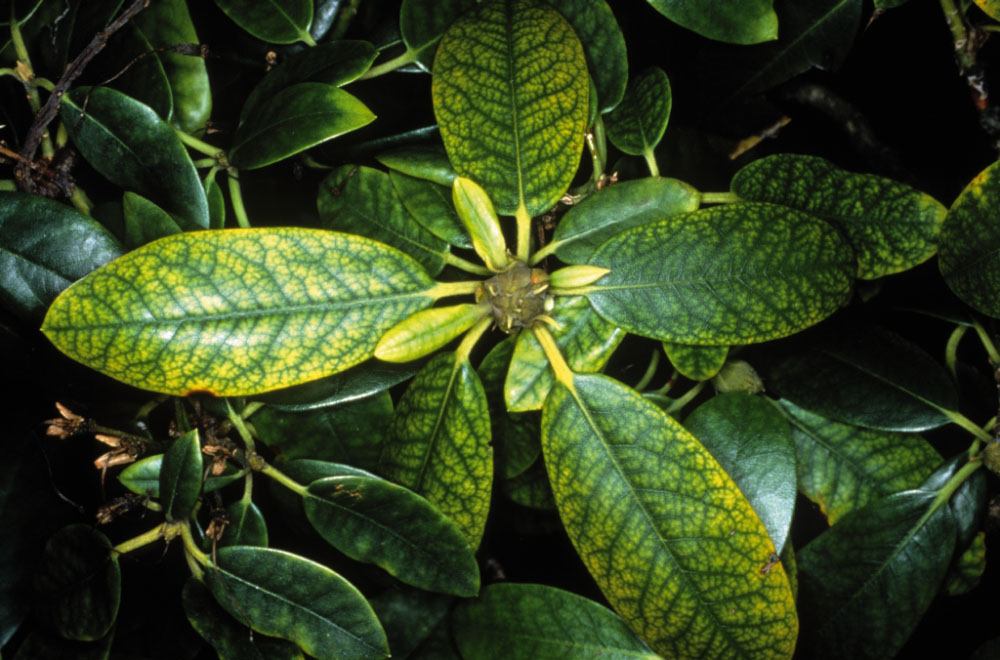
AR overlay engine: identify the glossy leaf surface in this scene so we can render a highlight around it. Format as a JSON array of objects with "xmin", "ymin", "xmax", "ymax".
[
  {"xmin": 400, "ymin": 0, "xmax": 477, "ymax": 69},
  {"xmin": 122, "ymin": 192, "xmax": 182, "ymax": 249},
  {"xmin": 432, "ymin": 0, "xmax": 590, "ymax": 216},
  {"xmin": 542, "ymin": 374, "xmax": 797, "ymax": 658},
  {"xmin": 662, "ymin": 342, "xmax": 727, "ymax": 381},
  {"xmin": 230, "ymin": 83, "xmax": 375, "ymax": 169},
  {"xmin": 604, "ymin": 68, "xmax": 671, "ymax": 158},
  {"xmin": 779, "ymin": 400, "xmax": 940, "ymax": 523},
  {"xmin": 377, "ymin": 145, "xmax": 458, "ymax": 187},
  {"xmin": 33, "ymin": 525, "xmax": 120, "ymax": 641},
  {"xmin": 303, "ymin": 475, "xmax": 480, "ymax": 596},
  {"xmin": 550, "ymin": 177, "xmax": 699, "ymax": 264},
  {"xmin": 452, "ymin": 177, "xmax": 508, "ymax": 271},
  {"xmin": 946, "ymin": 531, "xmax": 987, "ymax": 596},
  {"xmin": 768, "ymin": 324, "xmax": 959, "ymax": 431},
  {"xmin": 376, "ymin": 304, "xmax": 488, "ymax": 362},
  {"xmin": 732, "ymin": 154, "xmax": 946, "ymax": 279},
  {"xmin": 61, "ymin": 87, "xmax": 209, "ymax": 230},
  {"xmin": 390, "ymin": 172, "xmax": 472, "ymax": 249},
  {"xmin": 214, "ymin": 0, "xmax": 314, "ymax": 44},
  {"xmin": 646, "ymin": 0, "xmax": 777, "ymax": 44},
  {"xmin": 381, "ymin": 352, "xmax": 492, "ymax": 546},
  {"xmin": 586, "ymin": 203, "xmax": 854, "ymax": 344},
  {"xmin": 318, "ymin": 166, "xmax": 449, "ymax": 275},
  {"xmin": 42, "ymin": 228, "xmax": 436, "ymax": 396},
  {"xmin": 939, "ymin": 159, "xmax": 1000, "ymax": 317},
  {"xmin": 118, "ymin": 454, "xmax": 240, "ymax": 497},
  {"xmin": 160, "ymin": 429, "xmax": 202, "ymax": 521},
  {"xmin": 369, "ymin": 589, "xmax": 453, "ymax": 660},
  {"xmin": 684, "ymin": 393, "xmax": 797, "ymax": 554},
  {"xmin": 204, "ymin": 546, "xmax": 388, "ymax": 660},
  {"xmin": 255, "ymin": 362, "xmax": 415, "ymax": 412},
  {"xmin": 0, "ymin": 192, "xmax": 122, "ymax": 320},
  {"xmin": 219, "ymin": 499, "xmax": 269, "ymax": 547},
  {"xmin": 453, "ymin": 583, "xmax": 660, "ymax": 659}
]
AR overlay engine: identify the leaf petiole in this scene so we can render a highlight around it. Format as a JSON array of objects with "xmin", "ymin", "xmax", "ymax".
[
  {"xmin": 112, "ymin": 522, "xmax": 167, "ymax": 555},
  {"xmin": 174, "ymin": 128, "xmax": 223, "ymax": 158},
  {"xmin": 227, "ymin": 174, "xmax": 251, "ymax": 228},
  {"xmin": 257, "ymin": 461, "xmax": 307, "ymax": 496},
  {"xmin": 971, "ymin": 318, "xmax": 1000, "ymax": 364},
  {"xmin": 945, "ymin": 324, "xmax": 968, "ymax": 379},
  {"xmin": 533, "ymin": 324, "xmax": 574, "ymax": 389},
  {"xmin": 358, "ymin": 49, "xmax": 418, "ymax": 80}
]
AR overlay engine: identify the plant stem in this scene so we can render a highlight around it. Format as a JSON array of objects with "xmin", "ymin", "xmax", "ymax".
[
  {"xmin": 456, "ymin": 316, "xmax": 493, "ymax": 363},
  {"xmin": 940, "ymin": 0, "xmax": 973, "ymax": 69},
  {"xmin": 516, "ymin": 205, "xmax": 532, "ymax": 261},
  {"xmin": 70, "ymin": 187, "xmax": 92, "ymax": 215},
  {"xmin": 529, "ymin": 239, "xmax": 560, "ymax": 265},
  {"xmin": 643, "ymin": 149, "xmax": 659, "ymax": 178},
  {"xmin": 533, "ymin": 324, "xmax": 574, "ymax": 388},
  {"xmin": 179, "ymin": 520, "xmax": 211, "ymax": 567},
  {"xmin": 175, "ymin": 129, "xmax": 223, "ymax": 158},
  {"xmin": 931, "ymin": 454, "xmax": 982, "ymax": 511},
  {"xmin": 257, "ymin": 461, "xmax": 308, "ymax": 496},
  {"xmin": 193, "ymin": 158, "xmax": 216, "ymax": 168},
  {"xmin": 944, "ymin": 409, "xmax": 994, "ymax": 444},
  {"xmin": 665, "ymin": 381, "xmax": 706, "ymax": 415},
  {"xmin": 225, "ymin": 399, "xmax": 255, "ymax": 453},
  {"xmin": 228, "ymin": 174, "xmax": 251, "ymax": 228},
  {"xmin": 945, "ymin": 324, "xmax": 968, "ymax": 379},
  {"xmin": 112, "ymin": 523, "xmax": 166, "ymax": 555},
  {"xmin": 443, "ymin": 252, "xmax": 493, "ymax": 276},
  {"xmin": 634, "ymin": 348, "xmax": 661, "ymax": 392},
  {"xmin": 700, "ymin": 192, "xmax": 740, "ymax": 205},
  {"xmin": 972, "ymin": 319, "xmax": 1000, "ymax": 364},
  {"xmin": 586, "ymin": 131, "xmax": 603, "ymax": 187},
  {"xmin": 330, "ymin": 0, "xmax": 362, "ymax": 40},
  {"xmin": 429, "ymin": 280, "xmax": 481, "ymax": 299},
  {"xmin": 358, "ymin": 49, "xmax": 418, "ymax": 80},
  {"xmin": 10, "ymin": 6, "xmax": 54, "ymax": 159}
]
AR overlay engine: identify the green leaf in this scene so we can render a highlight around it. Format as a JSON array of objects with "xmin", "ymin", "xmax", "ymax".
[
  {"xmin": 230, "ymin": 83, "xmax": 375, "ymax": 169},
  {"xmin": 479, "ymin": 337, "xmax": 541, "ymax": 480},
  {"xmin": 432, "ymin": 0, "xmax": 590, "ymax": 216},
  {"xmin": 797, "ymin": 488, "xmax": 957, "ymax": 659},
  {"xmin": 662, "ymin": 342, "xmax": 728, "ymax": 381},
  {"xmin": 768, "ymin": 324, "xmax": 959, "ymax": 431},
  {"xmin": 33, "ymin": 525, "xmax": 120, "ymax": 642},
  {"xmin": 542, "ymin": 374, "xmax": 797, "ymax": 658},
  {"xmin": 42, "ymin": 228, "xmax": 436, "ymax": 396},
  {"xmin": 645, "ymin": 0, "xmax": 777, "ymax": 44},
  {"xmin": 250, "ymin": 394, "xmax": 392, "ymax": 474},
  {"xmin": 369, "ymin": 589, "xmax": 454, "ymax": 660},
  {"xmin": 604, "ymin": 67, "xmax": 672, "ymax": 160},
  {"xmin": 381, "ymin": 351, "xmax": 493, "ymax": 547},
  {"xmin": 214, "ymin": 0, "xmax": 314, "ymax": 44},
  {"xmin": 545, "ymin": 0, "xmax": 628, "ymax": 112},
  {"xmin": 683, "ymin": 393, "xmax": 797, "ymax": 554},
  {"xmin": 0, "ymin": 192, "xmax": 122, "ymax": 320},
  {"xmin": 204, "ymin": 546, "xmax": 388, "ymax": 660},
  {"xmin": 318, "ymin": 166, "xmax": 450, "ymax": 276},
  {"xmin": 122, "ymin": 192, "xmax": 182, "ymax": 249},
  {"xmin": 254, "ymin": 362, "xmax": 416, "ymax": 412},
  {"xmin": 205, "ymin": 172, "xmax": 226, "ymax": 229},
  {"xmin": 118, "ymin": 454, "xmax": 241, "ymax": 497},
  {"xmin": 377, "ymin": 145, "xmax": 458, "ymax": 187},
  {"xmin": 453, "ymin": 583, "xmax": 660, "ymax": 659},
  {"xmin": 452, "ymin": 177, "xmax": 509, "ymax": 271},
  {"xmin": 160, "ymin": 429, "xmax": 203, "ymax": 521},
  {"xmin": 303, "ymin": 475, "xmax": 480, "ymax": 596},
  {"xmin": 390, "ymin": 172, "xmax": 473, "ymax": 249},
  {"xmin": 585, "ymin": 203, "xmax": 854, "ymax": 344},
  {"xmin": 400, "ymin": 0, "xmax": 478, "ymax": 70},
  {"xmin": 939, "ymin": 159, "xmax": 1000, "ymax": 317},
  {"xmin": 549, "ymin": 177, "xmax": 700, "ymax": 264},
  {"xmin": 9, "ymin": 629, "xmax": 114, "ymax": 660},
  {"xmin": 732, "ymin": 154, "xmax": 947, "ymax": 279},
  {"xmin": 376, "ymin": 304, "xmax": 489, "ymax": 362},
  {"xmin": 61, "ymin": 87, "xmax": 209, "ymax": 230},
  {"xmin": 779, "ymin": 400, "xmax": 941, "ymax": 524},
  {"xmin": 242, "ymin": 41, "xmax": 377, "ymax": 122},
  {"xmin": 505, "ymin": 295, "xmax": 624, "ymax": 412},
  {"xmin": 219, "ymin": 500, "xmax": 269, "ymax": 547},
  {"xmin": 975, "ymin": 0, "xmax": 1000, "ymax": 20},
  {"xmin": 500, "ymin": 458, "xmax": 556, "ymax": 510},
  {"xmin": 183, "ymin": 578, "xmax": 304, "ymax": 660},
  {"xmin": 280, "ymin": 459, "xmax": 380, "ymax": 484},
  {"xmin": 945, "ymin": 531, "xmax": 986, "ymax": 596}
]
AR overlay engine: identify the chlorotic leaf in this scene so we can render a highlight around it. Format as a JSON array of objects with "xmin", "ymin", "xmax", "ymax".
[
  {"xmin": 303, "ymin": 475, "xmax": 480, "ymax": 596},
  {"xmin": 586, "ymin": 203, "xmax": 854, "ymax": 344},
  {"xmin": 61, "ymin": 87, "xmax": 209, "ymax": 230},
  {"xmin": 732, "ymin": 154, "xmax": 947, "ymax": 279},
  {"xmin": 160, "ymin": 429, "xmax": 203, "ymax": 521},
  {"xmin": 214, "ymin": 0, "xmax": 314, "ymax": 44},
  {"xmin": 453, "ymin": 583, "xmax": 661, "ymax": 659},
  {"xmin": 975, "ymin": 0, "xmax": 1000, "ymax": 20},
  {"xmin": 375, "ymin": 303, "xmax": 489, "ymax": 363},
  {"xmin": 779, "ymin": 400, "xmax": 941, "ymax": 524},
  {"xmin": 683, "ymin": 393, "xmax": 797, "ymax": 554},
  {"xmin": 204, "ymin": 546, "xmax": 389, "ymax": 660},
  {"xmin": 542, "ymin": 374, "xmax": 797, "ymax": 658},
  {"xmin": 662, "ymin": 342, "xmax": 728, "ymax": 381},
  {"xmin": 381, "ymin": 352, "xmax": 493, "ymax": 547},
  {"xmin": 604, "ymin": 67, "xmax": 672, "ymax": 158},
  {"xmin": 122, "ymin": 192, "xmax": 182, "ymax": 249},
  {"xmin": 42, "ymin": 228, "xmax": 436, "ymax": 396},
  {"xmin": 645, "ymin": 0, "xmax": 777, "ymax": 44},
  {"xmin": 0, "ymin": 192, "xmax": 122, "ymax": 320},
  {"xmin": 400, "ymin": 0, "xmax": 478, "ymax": 70},
  {"xmin": 940, "ymin": 160, "xmax": 1000, "ymax": 317},
  {"xmin": 433, "ymin": 0, "xmax": 590, "ymax": 216},
  {"xmin": 452, "ymin": 177, "xmax": 509, "ymax": 271},
  {"xmin": 230, "ymin": 83, "xmax": 375, "ymax": 169}
]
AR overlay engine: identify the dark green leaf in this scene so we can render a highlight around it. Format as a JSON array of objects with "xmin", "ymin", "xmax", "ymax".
[
  {"xmin": 390, "ymin": 172, "xmax": 473, "ymax": 249},
  {"xmin": 479, "ymin": 337, "xmax": 540, "ymax": 479},
  {"xmin": 683, "ymin": 393, "xmax": 796, "ymax": 554},
  {"xmin": 0, "ymin": 192, "xmax": 122, "ymax": 320},
  {"xmin": 9, "ymin": 629, "xmax": 114, "ymax": 660},
  {"xmin": 381, "ymin": 352, "xmax": 493, "ymax": 547},
  {"xmin": 214, "ymin": 0, "xmax": 314, "ymax": 44},
  {"xmin": 118, "ymin": 454, "xmax": 240, "ymax": 497},
  {"xmin": 122, "ymin": 191, "xmax": 182, "ymax": 249},
  {"xmin": 279, "ymin": 459, "xmax": 379, "ymax": 485},
  {"xmin": 542, "ymin": 373, "xmax": 797, "ymax": 658},
  {"xmin": 732, "ymin": 154, "xmax": 947, "ymax": 279},
  {"xmin": 500, "ymin": 459, "xmax": 556, "ymax": 511},
  {"xmin": 204, "ymin": 546, "xmax": 388, "ymax": 660},
  {"xmin": 585, "ymin": 203, "xmax": 854, "ymax": 344},
  {"xmin": 318, "ymin": 166, "xmax": 450, "ymax": 275},
  {"xmin": 453, "ymin": 583, "xmax": 660, "ymax": 659},
  {"xmin": 399, "ymin": 0, "xmax": 477, "ymax": 69},
  {"xmin": 939, "ymin": 159, "xmax": 1000, "ymax": 317},
  {"xmin": 33, "ymin": 525, "xmax": 120, "ymax": 641},
  {"xmin": 662, "ymin": 342, "xmax": 728, "ymax": 381},
  {"xmin": 549, "ymin": 177, "xmax": 700, "ymax": 264},
  {"xmin": 160, "ymin": 429, "xmax": 203, "ymax": 520},
  {"xmin": 376, "ymin": 145, "xmax": 457, "ymax": 187},
  {"xmin": 219, "ymin": 500, "xmax": 269, "ymax": 547},
  {"xmin": 779, "ymin": 400, "xmax": 941, "ymax": 524},
  {"xmin": 646, "ymin": 0, "xmax": 777, "ymax": 44},
  {"xmin": 303, "ymin": 475, "xmax": 480, "ymax": 596},
  {"xmin": 944, "ymin": 531, "xmax": 986, "ymax": 596},
  {"xmin": 230, "ymin": 83, "xmax": 375, "ymax": 169},
  {"xmin": 768, "ymin": 324, "xmax": 959, "ymax": 431},
  {"xmin": 950, "ymin": 465, "xmax": 987, "ymax": 550},
  {"xmin": 369, "ymin": 589, "xmax": 453, "ymax": 660},
  {"xmin": 61, "ymin": 87, "xmax": 209, "ymax": 230},
  {"xmin": 254, "ymin": 361, "xmax": 418, "ymax": 411},
  {"xmin": 205, "ymin": 172, "xmax": 226, "ymax": 229},
  {"xmin": 432, "ymin": 0, "xmax": 590, "ymax": 216},
  {"xmin": 604, "ymin": 67, "xmax": 672, "ymax": 158}
]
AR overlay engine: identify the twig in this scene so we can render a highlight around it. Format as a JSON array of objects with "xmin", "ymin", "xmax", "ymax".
[{"xmin": 940, "ymin": 0, "xmax": 1000, "ymax": 152}]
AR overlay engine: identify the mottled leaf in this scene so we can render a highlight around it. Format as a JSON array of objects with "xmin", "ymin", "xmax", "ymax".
[
  {"xmin": 646, "ymin": 0, "xmax": 777, "ymax": 44},
  {"xmin": 546, "ymin": 0, "xmax": 628, "ymax": 112},
  {"xmin": 42, "ymin": 228, "xmax": 436, "ymax": 396},
  {"xmin": 400, "ymin": 0, "xmax": 477, "ymax": 69},
  {"xmin": 945, "ymin": 531, "xmax": 986, "ymax": 596},
  {"xmin": 0, "ymin": 192, "xmax": 122, "ymax": 320},
  {"xmin": 122, "ymin": 192, "xmax": 182, "ymax": 249},
  {"xmin": 975, "ymin": 0, "xmax": 1000, "ymax": 19},
  {"xmin": 376, "ymin": 304, "xmax": 489, "ymax": 362},
  {"xmin": 214, "ymin": 0, "xmax": 314, "ymax": 44},
  {"xmin": 662, "ymin": 342, "xmax": 728, "ymax": 381},
  {"xmin": 161, "ymin": 429, "xmax": 202, "ymax": 521},
  {"xmin": 433, "ymin": 0, "xmax": 590, "ymax": 216},
  {"xmin": 604, "ymin": 67, "xmax": 671, "ymax": 160},
  {"xmin": 542, "ymin": 373, "xmax": 797, "ymax": 658},
  {"xmin": 585, "ymin": 203, "xmax": 854, "ymax": 344}
]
